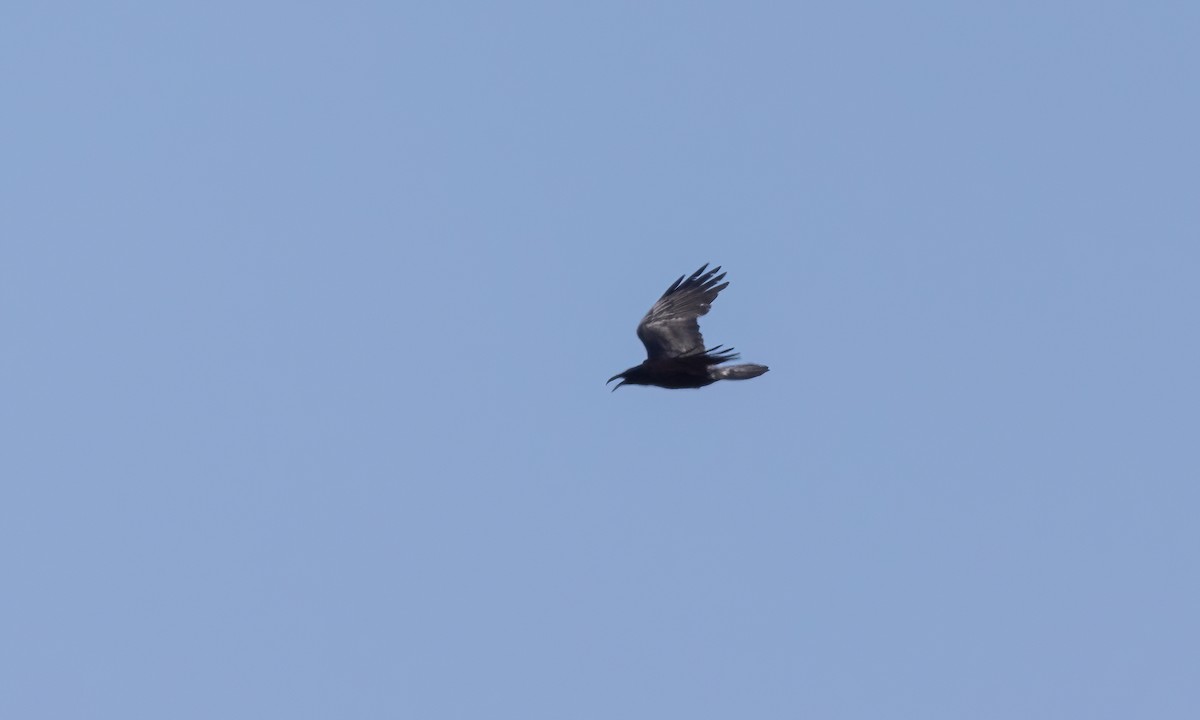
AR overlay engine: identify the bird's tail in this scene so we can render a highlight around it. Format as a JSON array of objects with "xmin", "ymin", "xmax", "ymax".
[{"xmin": 711, "ymin": 363, "xmax": 769, "ymax": 381}]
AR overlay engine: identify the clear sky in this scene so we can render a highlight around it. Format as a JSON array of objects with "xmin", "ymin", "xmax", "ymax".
[{"xmin": 3, "ymin": 2, "xmax": 1198, "ymax": 718}]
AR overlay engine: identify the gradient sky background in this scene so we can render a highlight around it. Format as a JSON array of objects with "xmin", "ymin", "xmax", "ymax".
[{"xmin": 3, "ymin": 2, "xmax": 1199, "ymax": 718}]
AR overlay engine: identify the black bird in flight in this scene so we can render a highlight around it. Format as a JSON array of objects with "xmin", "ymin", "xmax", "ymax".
[{"xmin": 608, "ymin": 264, "xmax": 769, "ymax": 391}]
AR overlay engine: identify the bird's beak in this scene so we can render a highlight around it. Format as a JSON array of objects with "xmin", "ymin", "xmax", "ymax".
[{"xmin": 606, "ymin": 373, "xmax": 626, "ymax": 391}]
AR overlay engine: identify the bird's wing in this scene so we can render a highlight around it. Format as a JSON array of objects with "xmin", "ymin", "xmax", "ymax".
[{"xmin": 636, "ymin": 264, "xmax": 729, "ymax": 359}]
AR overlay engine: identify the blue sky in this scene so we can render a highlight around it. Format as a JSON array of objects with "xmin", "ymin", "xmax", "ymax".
[{"xmin": 3, "ymin": 2, "xmax": 1198, "ymax": 718}]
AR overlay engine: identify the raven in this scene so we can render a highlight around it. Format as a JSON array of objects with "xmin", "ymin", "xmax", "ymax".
[{"xmin": 608, "ymin": 264, "xmax": 769, "ymax": 391}]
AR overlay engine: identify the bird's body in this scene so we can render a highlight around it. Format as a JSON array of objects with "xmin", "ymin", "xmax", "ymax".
[{"xmin": 608, "ymin": 264, "xmax": 769, "ymax": 391}]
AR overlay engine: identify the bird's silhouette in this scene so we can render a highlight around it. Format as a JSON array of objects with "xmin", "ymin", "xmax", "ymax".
[{"xmin": 608, "ymin": 264, "xmax": 769, "ymax": 391}]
